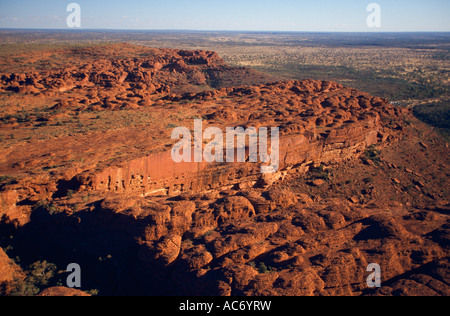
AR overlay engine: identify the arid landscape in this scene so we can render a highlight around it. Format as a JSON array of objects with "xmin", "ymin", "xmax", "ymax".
[{"xmin": 0, "ymin": 30, "xmax": 449, "ymax": 297}]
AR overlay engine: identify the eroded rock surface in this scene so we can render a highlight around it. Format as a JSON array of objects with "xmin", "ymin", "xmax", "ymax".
[{"xmin": 0, "ymin": 44, "xmax": 448, "ymax": 296}]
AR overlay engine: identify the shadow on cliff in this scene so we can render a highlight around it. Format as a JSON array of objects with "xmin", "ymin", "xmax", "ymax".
[
  {"xmin": 52, "ymin": 177, "xmax": 84, "ymax": 199},
  {"xmin": 1, "ymin": 202, "xmax": 177, "ymax": 296}
]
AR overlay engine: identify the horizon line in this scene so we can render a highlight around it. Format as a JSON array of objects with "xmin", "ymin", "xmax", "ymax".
[{"xmin": 1, "ymin": 27, "xmax": 450, "ymax": 34}]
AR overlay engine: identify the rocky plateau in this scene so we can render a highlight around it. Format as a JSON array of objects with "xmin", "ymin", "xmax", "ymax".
[{"xmin": 0, "ymin": 44, "xmax": 448, "ymax": 296}]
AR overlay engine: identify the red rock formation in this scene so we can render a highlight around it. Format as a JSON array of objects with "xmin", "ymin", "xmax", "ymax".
[
  {"xmin": 74, "ymin": 79, "xmax": 404, "ymax": 198},
  {"xmin": 0, "ymin": 45, "xmax": 274, "ymax": 110},
  {"xmin": 0, "ymin": 44, "xmax": 447, "ymax": 297},
  {"xmin": 37, "ymin": 287, "xmax": 90, "ymax": 297},
  {"xmin": 0, "ymin": 248, "xmax": 25, "ymax": 296}
]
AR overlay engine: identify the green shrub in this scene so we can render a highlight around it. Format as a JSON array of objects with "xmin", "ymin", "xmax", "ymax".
[
  {"xmin": 66, "ymin": 190, "xmax": 75, "ymax": 199},
  {"xmin": 413, "ymin": 101, "xmax": 450, "ymax": 138},
  {"xmin": 86, "ymin": 289, "xmax": 99, "ymax": 296},
  {"xmin": 364, "ymin": 146, "xmax": 382, "ymax": 166},
  {"xmin": 9, "ymin": 261, "xmax": 57, "ymax": 296},
  {"xmin": 27, "ymin": 261, "xmax": 57, "ymax": 287},
  {"xmin": 32, "ymin": 201, "xmax": 60, "ymax": 215},
  {"xmin": 8, "ymin": 278, "xmax": 40, "ymax": 296},
  {"xmin": 309, "ymin": 165, "xmax": 330, "ymax": 181},
  {"xmin": 257, "ymin": 262, "xmax": 272, "ymax": 274}
]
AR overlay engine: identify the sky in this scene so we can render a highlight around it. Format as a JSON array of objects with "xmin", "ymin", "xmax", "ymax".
[{"xmin": 0, "ymin": 0, "xmax": 449, "ymax": 32}]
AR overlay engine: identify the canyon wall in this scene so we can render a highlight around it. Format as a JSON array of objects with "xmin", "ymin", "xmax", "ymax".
[{"xmin": 80, "ymin": 115, "xmax": 381, "ymax": 196}]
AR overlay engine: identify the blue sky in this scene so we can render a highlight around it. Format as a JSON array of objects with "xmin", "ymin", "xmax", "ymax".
[{"xmin": 0, "ymin": 0, "xmax": 449, "ymax": 31}]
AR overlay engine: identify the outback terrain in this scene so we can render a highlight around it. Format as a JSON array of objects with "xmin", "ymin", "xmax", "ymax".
[{"xmin": 0, "ymin": 34, "xmax": 449, "ymax": 296}]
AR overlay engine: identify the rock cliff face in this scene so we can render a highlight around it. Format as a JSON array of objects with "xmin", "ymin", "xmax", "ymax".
[
  {"xmin": 77, "ymin": 79, "xmax": 404, "ymax": 197},
  {"xmin": 0, "ymin": 247, "xmax": 25, "ymax": 295},
  {"xmin": 0, "ymin": 44, "xmax": 448, "ymax": 296}
]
